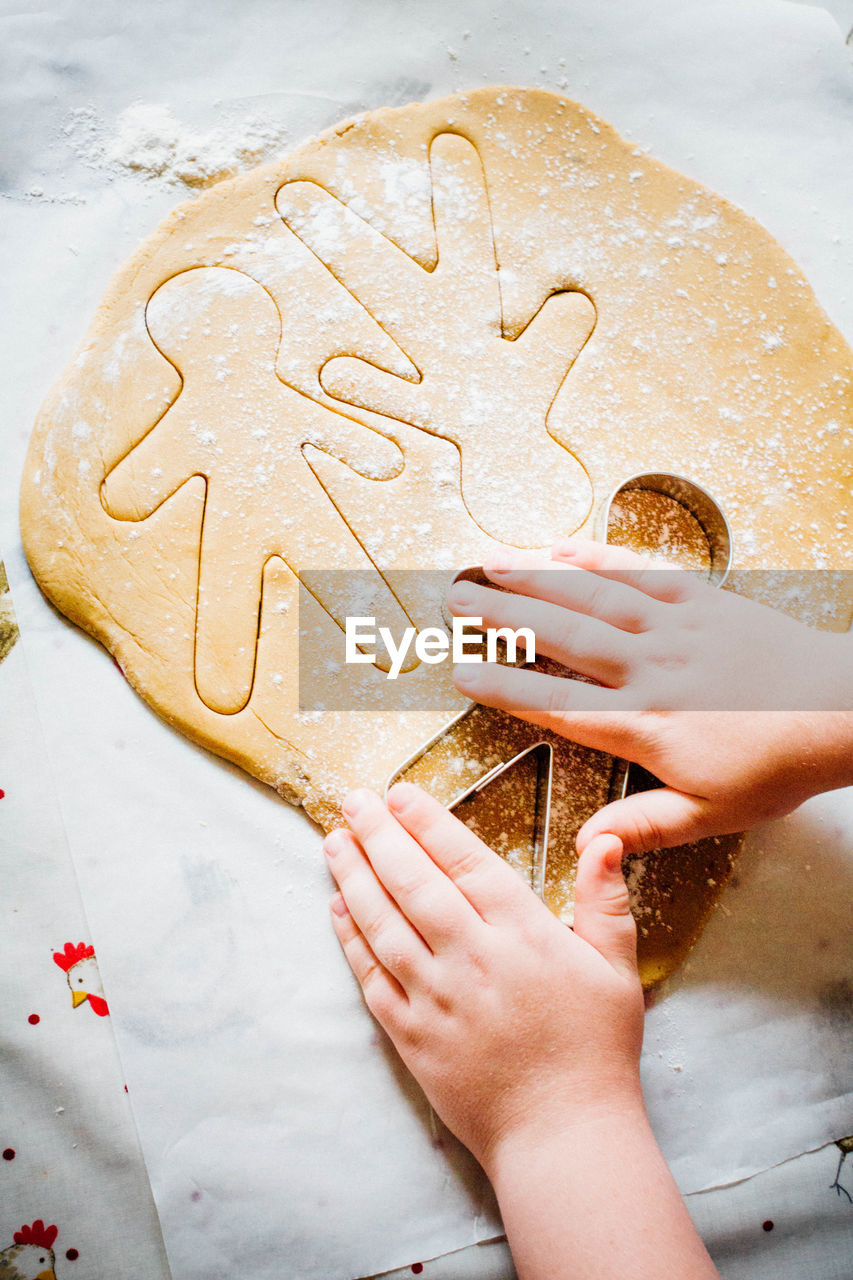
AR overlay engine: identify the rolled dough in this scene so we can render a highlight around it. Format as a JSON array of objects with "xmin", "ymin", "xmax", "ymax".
[{"xmin": 20, "ymin": 87, "xmax": 852, "ymax": 982}]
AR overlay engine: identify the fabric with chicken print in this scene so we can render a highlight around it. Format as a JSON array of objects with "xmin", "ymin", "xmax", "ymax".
[
  {"xmin": 0, "ymin": 1222, "xmax": 58, "ymax": 1280},
  {"xmin": 52, "ymin": 945, "xmax": 109, "ymax": 1018}
]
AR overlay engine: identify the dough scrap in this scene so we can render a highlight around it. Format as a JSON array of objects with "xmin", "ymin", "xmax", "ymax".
[{"xmin": 21, "ymin": 88, "xmax": 852, "ymax": 983}]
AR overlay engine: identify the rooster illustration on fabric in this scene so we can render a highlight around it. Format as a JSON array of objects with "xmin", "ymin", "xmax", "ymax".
[
  {"xmin": 53, "ymin": 942, "xmax": 109, "ymax": 1018},
  {"xmin": 0, "ymin": 1221, "xmax": 58, "ymax": 1280}
]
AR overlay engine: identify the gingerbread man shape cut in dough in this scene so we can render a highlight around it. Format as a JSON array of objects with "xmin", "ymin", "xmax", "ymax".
[
  {"xmin": 101, "ymin": 267, "xmax": 415, "ymax": 714},
  {"xmin": 278, "ymin": 132, "xmax": 596, "ymax": 548}
]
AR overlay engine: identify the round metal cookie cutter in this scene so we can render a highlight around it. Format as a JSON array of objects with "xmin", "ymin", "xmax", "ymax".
[{"xmin": 597, "ymin": 471, "xmax": 733, "ymax": 587}]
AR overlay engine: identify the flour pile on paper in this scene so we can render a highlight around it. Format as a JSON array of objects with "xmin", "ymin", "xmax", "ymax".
[{"xmin": 65, "ymin": 101, "xmax": 291, "ymax": 188}]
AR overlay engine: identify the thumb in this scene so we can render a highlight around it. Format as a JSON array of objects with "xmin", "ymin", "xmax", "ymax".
[
  {"xmin": 576, "ymin": 787, "xmax": 712, "ymax": 857},
  {"xmin": 572, "ymin": 834, "xmax": 637, "ymax": 979}
]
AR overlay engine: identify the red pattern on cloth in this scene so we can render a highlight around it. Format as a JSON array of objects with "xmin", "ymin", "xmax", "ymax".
[
  {"xmin": 53, "ymin": 941, "xmax": 95, "ymax": 972},
  {"xmin": 14, "ymin": 1219, "xmax": 58, "ymax": 1248}
]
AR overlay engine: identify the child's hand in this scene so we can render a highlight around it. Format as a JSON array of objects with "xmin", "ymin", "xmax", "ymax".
[
  {"xmin": 324, "ymin": 784, "xmax": 643, "ymax": 1173},
  {"xmin": 447, "ymin": 537, "xmax": 853, "ymax": 855}
]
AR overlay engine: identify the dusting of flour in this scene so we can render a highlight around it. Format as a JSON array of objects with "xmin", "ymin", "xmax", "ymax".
[{"xmin": 64, "ymin": 102, "xmax": 289, "ymax": 189}]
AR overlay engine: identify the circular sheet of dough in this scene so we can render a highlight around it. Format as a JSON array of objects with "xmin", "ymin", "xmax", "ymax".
[{"xmin": 20, "ymin": 88, "xmax": 852, "ymax": 978}]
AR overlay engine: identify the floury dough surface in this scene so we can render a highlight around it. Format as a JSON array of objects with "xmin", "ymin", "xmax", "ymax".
[{"xmin": 21, "ymin": 86, "xmax": 853, "ymax": 848}]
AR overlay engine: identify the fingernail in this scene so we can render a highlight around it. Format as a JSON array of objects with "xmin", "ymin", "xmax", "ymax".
[
  {"xmin": 324, "ymin": 831, "xmax": 345, "ymax": 858},
  {"xmin": 452, "ymin": 664, "xmax": 478, "ymax": 688},
  {"xmin": 330, "ymin": 892, "xmax": 348, "ymax": 917},
  {"xmin": 483, "ymin": 553, "xmax": 512, "ymax": 574},
  {"xmin": 605, "ymin": 843, "xmax": 625, "ymax": 873},
  {"xmin": 593, "ymin": 833, "xmax": 624, "ymax": 871},
  {"xmin": 447, "ymin": 581, "xmax": 475, "ymax": 610},
  {"xmin": 388, "ymin": 781, "xmax": 418, "ymax": 811},
  {"xmin": 341, "ymin": 789, "xmax": 370, "ymax": 818}
]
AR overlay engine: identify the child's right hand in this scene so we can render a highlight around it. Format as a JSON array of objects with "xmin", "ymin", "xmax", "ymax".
[{"xmin": 447, "ymin": 537, "xmax": 853, "ymax": 855}]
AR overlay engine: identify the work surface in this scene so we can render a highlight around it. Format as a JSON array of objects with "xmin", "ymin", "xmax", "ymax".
[{"xmin": 2, "ymin": 2, "xmax": 853, "ymax": 1278}]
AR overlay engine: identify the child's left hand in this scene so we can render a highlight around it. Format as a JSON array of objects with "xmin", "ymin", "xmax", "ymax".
[{"xmin": 323, "ymin": 783, "xmax": 644, "ymax": 1174}]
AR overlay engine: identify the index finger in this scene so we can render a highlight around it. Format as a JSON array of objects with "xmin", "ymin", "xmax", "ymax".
[
  {"xmin": 551, "ymin": 536, "xmax": 698, "ymax": 604},
  {"xmin": 340, "ymin": 789, "xmax": 484, "ymax": 948},
  {"xmin": 386, "ymin": 782, "xmax": 543, "ymax": 925},
  {"xmin": 481, "ymin": 553, "xmax": 660, "ymax": 634}
]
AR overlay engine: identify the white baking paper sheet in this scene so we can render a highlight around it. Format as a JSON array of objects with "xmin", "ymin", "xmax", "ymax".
[{"xmin": 1, "ymin": 2, "xmax": 851, "ymax": 1278}]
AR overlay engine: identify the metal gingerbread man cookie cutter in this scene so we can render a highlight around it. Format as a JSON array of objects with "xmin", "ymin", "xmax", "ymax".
[{"xmin": 385, "ymin": 471, "xmax": 733, "ymax": 906}]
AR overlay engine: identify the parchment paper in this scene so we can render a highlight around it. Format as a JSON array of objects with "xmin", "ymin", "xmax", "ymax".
[{"xmin": 2, "ymin": 2, "xmax": 851, "ymax": 1277}]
